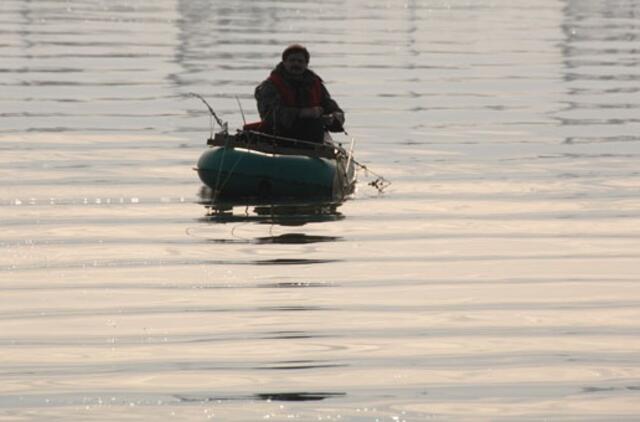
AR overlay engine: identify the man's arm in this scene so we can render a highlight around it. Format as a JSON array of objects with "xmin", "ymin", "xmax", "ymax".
[
  {"xmin": 320, "ymin": 84, "xmax": 345, "ymax": 132},
  {"xmin": 255, "ymin": 81, "xmax": 300, "ymax": 131}
]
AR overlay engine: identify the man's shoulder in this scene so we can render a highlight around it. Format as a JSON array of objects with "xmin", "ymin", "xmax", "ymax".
[
  {"xmin": 255, "ymin": 78, "xmax": 278, "ymax": 98},
  {"xmin": 305, "ymin": 69, "xmax": 324, "ymax": 83}
]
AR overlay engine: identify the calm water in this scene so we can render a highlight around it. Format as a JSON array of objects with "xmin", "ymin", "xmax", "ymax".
[{"xmin": 2, "ymin": 0, "xmax": 640, "ymax": 420}]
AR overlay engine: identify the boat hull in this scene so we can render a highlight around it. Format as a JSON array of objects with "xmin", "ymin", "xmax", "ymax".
[{"xmin": 196, "ymin": 147, "xmax": 355, "ymax": 201}]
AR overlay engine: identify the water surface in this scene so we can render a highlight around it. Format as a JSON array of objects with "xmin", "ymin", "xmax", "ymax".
[{"xmin": 2, "ymin": 0, "xmax": 640, "ymax": 420}]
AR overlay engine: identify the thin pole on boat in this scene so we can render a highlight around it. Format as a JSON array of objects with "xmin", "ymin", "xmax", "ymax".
[
  {"xmin": 346, "ymin": 136, "xmax": 356, "ymax": 178},
  {"xmin": 235, "ymin": 96, "xmax": 247, "ymax": 126}
]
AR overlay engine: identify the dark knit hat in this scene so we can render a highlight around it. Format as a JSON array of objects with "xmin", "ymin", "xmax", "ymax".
[{"xmin": 282, "ymin": 44, "xmax": 310, "ymax": 63}]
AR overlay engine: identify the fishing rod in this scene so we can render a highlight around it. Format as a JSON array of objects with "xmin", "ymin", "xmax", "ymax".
[{"xmin": 189, "ymin": 93, "xmax": 225, "ymax": 129}]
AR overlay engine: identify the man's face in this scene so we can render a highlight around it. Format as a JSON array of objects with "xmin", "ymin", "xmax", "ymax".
[{"xmin": 283, "ymin": 52, "xmax": 308, "ymax": 75}]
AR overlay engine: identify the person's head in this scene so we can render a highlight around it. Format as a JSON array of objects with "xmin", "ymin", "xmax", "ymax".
[{"xmin": 282, "ymin": 44, "xmax": 310, "ymax": 75}]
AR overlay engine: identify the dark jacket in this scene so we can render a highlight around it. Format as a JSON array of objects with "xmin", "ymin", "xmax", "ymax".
[{"xmin": 254, "ymin": 63, "xmax": 344, "ymax": 136}]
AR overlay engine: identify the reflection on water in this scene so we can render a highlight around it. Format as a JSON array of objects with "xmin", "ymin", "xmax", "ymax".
[
  {"xmin": 258, "ymin": 282, "xmax": 331, "ymax": 289},
  {"xmin": 255, "ymin": 233, "xmax": 342, "ymax": 245},
  {"xmin": 199, "ymin": 186, "xmax": 346, "ymax": 226},
  {"xmin": 176, "ymin": 391, "xmax": 346, "ymax": 403},
  {"xmin": 558, "ymin": 0, "xmax": 640, "ymax": 144},
  {"xmin": 201, "ymin": 233, "xmax": 341, "ymax": 245}
]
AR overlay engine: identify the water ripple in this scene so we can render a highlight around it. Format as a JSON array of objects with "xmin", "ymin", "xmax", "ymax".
[{"xmin": 3, "ymin": 0, "xmax": 640, "ymax": 419}]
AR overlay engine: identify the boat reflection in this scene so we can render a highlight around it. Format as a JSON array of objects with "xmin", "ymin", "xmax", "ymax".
[
  {"xmin": 175, "ymin": 391, "xmax": 346, "ymax": 403},
  {"xmin": 198, "ymin": 186, "xmax": 346, "ymax": 227}
]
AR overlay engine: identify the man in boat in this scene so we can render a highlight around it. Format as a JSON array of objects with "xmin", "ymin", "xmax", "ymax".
[{"xmin": 254, "ymin": 44, "xmax": 345, "ymax": 144}]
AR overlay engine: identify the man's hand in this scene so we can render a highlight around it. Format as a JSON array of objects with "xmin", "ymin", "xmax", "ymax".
[
  {"xmin": 323, "ymin": 112, "xmax": 345, "ymax": 127},
  {"xmin": 299, "ymin": 106, "xmax": 324, "ymax": 119},
  {"xmin": 333, "ymin": 112, "xmax": 345, "ymax": 126}
]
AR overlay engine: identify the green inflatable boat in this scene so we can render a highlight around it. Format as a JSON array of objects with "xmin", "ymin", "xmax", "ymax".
[{"xmin": 196, "ymin": 129, "xmax": 356, "ymax": 202}]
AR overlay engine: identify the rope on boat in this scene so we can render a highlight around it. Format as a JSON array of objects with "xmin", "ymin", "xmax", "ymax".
[
  {"xmin": 352, "ymin": 158, "xmax": 391, "ymax": 193},
  {"xmin": 211, "ymin": 143, "xmax": 228, "ymax": 202},
  {"xmin": 213, "ymin": 152, "xmax": 247, "ymax": 200},
  {"xmin": 338, "ymin": 133, "xmax": 390, "ymax": 193},
  {"xmin": 245, "ymin": 130, "xmax": 338, "ymax": 157},
  {"xmin": 246, "ymin": 130, "xmax": 391, "ymax": 193}
]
